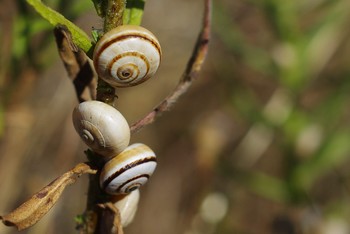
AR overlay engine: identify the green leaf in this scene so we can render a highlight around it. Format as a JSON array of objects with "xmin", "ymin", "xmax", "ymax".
[
  {"xmin": 74, "ymin": 214, "xmax": 84, "ymax": 224},
  {"xmin": 26, "ymin": 0, "xmax": 92, "ymax": 53},
  {"xmin": 123, "ymin": 0, "xmax": 145, "ymax": 25},
  {"xmin": 91, "ymin": 29, "xmax": 102, "ymax": 43}
]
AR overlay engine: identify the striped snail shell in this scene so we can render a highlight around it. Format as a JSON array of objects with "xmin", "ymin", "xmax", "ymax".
[
  {"xmin": 72, "ymin": 100, "xmax": 130, "ymax": 158},
  {"xmin": 93, "ymin": 25, "xmax": 162, "ymax": 88},
  {"xmin": 111, "ymin": 189, "xmax": 140, "ymax": 227},
  {"xmin": 100, "ymin": 143, "xmax": 157, "ymax": 195}
]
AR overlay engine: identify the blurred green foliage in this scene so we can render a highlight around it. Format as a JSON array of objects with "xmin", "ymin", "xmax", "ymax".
[
  {"xmin": 0, "ymin": 0, "xmax": 94, "ymax": 136},
  {"xmin": 215, "ymin": 0, "xmax": 350, "ymax": 207},
  {"xmin": 207, "ymin": 2, "xmax": 350, "ymax": 233},
  {"xmin": 14, "ymin": 0, "xmax": 92, "ymax": 69}
]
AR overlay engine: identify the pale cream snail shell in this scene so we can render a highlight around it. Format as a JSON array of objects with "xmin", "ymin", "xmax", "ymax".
[
  {"xmin": 111, "ymin": 189, "xmax": 140, "ymax": 227},
  {"xmin": 100, "ymin": 143, "xmax": 157, "ymax": 195},
  {"xmin": 72, "ymin": 100, "xmax": 130, "ymax": 158},
  {"xmin": 93, "ymin": 25, "xmax": 162, "ymax": 88}
]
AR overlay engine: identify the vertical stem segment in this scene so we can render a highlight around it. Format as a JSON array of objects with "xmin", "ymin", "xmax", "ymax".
[
  {"xmin": 96, "ymin": 0, "xmax": 126, "ymax": 105},
  {"xmin": 85, "ymin": 0, "xmax": 150, "ymax": 232},
  {"xmin": 95, "ymin": 81, "xmax": 116, "ymax": 105},
  {"xmin": 104, "ymin": 0, "xmax": 126, "ymax": 32},
  {"xmin": 84, "ymin": 1, "xmax": 128, "ymax": 233}
]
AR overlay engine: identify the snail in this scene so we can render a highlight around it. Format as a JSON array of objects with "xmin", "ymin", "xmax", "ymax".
[
  {"xmin": 111, "ymin": 189, "xmax": 140, "ymax": 227},
  {"xmin": 100, "ymin": 143, "xmax": 157, "ymax": 195},
  {"xmin": 93, "ymin": 25, "xmax": 162, "ymax": 88},
  {"xmin": 72, "ymin": 100, "xmax": 130, "ymax": 158}
]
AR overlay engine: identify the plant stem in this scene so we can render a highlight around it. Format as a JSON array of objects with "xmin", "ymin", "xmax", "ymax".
[
  {"xmin": 96, "ymin": 0, "xmax": 126, "ymax": 105},
  {"xmin": 95, "ymin": 81, "xmax": 116, "ymax": 105},
  {"xmin": 104, "ymin": 0, "xmax": 126, "ymax": 32},
  {"xmin": 85, "ymin": 1, "xmax": 128, "ymax": 233}
]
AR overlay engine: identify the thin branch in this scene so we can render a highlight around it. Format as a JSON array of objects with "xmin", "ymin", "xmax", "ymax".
[{"xmin": 130, "ymin": 0, "xmax": 212, "ymax": 134}]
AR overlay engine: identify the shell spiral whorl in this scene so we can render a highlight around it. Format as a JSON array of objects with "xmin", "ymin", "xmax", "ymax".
[
  {"xmin": 93, "ymin": 25, "xmax": 162, "ymax": 88},
  {"xmin": 100, "ymin": 143, "xmax": 157, "ymax": 195}
]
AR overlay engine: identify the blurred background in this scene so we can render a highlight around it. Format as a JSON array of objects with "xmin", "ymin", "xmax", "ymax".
[{"xmin": 1, "ymin": 0, "xmax": 350, "ymax": 233}]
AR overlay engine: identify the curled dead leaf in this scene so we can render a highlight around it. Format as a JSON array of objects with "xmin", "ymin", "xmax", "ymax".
[
  {"xmin": 54, "ymin": 25, "xmax": 97, "ymax": 103},
  {"xmin": 0, "ymin": 163, "xmax": 96, "ymax": 231}
]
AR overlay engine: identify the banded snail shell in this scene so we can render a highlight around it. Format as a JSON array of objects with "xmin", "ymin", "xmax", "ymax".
[
  {"xmin": 100, "ymin": 143, "xmax": 157, "ymax": 195},
  {"xmin": 111, "ymin": 189, "xmax": 140, "ymax": 227},
  {"xmin": 72, "ymin": 100, "xmax": 130, "ymax": 158},
  {"xmin": 93, "ymin": 25, "xmax": 162, "ymax": 88}
]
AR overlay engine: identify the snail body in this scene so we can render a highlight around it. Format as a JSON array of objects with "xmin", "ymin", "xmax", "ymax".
[
  {"xmin": 93, "ymin": 25, "xmax": 162, "ymax": 88},
  {"xmin": 72, "ymin": 100, "xmax": 130, "ymax": 158},
  {"xmin": 100, "ymin": 143, "xmax": 157, "ymax": 195},
  {"xmin": 112, "ymin": 189, "xmax": 140, "ymax": 227}
]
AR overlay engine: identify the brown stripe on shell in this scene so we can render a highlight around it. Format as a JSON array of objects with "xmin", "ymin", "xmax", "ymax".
[
  {"xmin": 94, "ymin": 33, "xmax": 161, "ymax": 69},
  {"xmin": 116, "ymin": 174, "xmax": 150, "ymax": 193},
  {"xmin": 106, "ymin": 51, "xmax": 149, "ymax": 82},
  {"xmin": 102, "ymin": 156, "xmax": 157, "ymax": 190}
]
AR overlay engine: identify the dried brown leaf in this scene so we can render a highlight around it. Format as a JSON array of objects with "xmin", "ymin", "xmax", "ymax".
[
  {"xmin": 1, "ymin": 163, "xmax": 96, "ymax": 231},
  {"xmin": 54, "ymin": 25, "xmax": 97, "ymax": 102}
]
